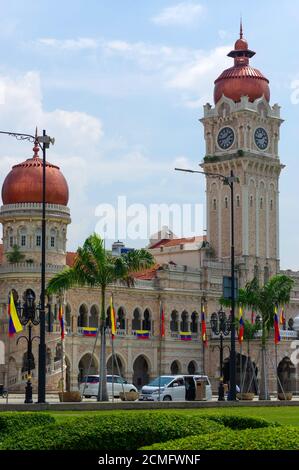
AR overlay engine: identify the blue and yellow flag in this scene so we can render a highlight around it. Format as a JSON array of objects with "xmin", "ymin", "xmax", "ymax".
[{"xmin": 8, "ymin": 292, "xmax": 23, "ymax": 337}]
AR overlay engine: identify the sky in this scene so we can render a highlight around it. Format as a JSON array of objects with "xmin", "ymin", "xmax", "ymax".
[{"xmin": 0, "ymin": 0, "xmax": 298, "ymax": 269}]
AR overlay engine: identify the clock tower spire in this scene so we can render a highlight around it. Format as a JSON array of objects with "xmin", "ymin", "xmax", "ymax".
[{"xmin": 200, "ymin": 26, "xmax": 284, "ymax": 285}]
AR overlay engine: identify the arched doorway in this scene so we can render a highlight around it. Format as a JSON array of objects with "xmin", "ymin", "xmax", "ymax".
[
  {"xmin": 107, "ymin": 354, "xmax": 124, "ymax": 377},
  {"xmin": 277, "ymin": 357, "xmax": 296, "ymax": 395},
  {"xmin": 170, "ymin": 360, "xmax": 180, "ymax": 375},
  {"xmin": 133, "ymin": 355, "xmax": 150, "ymax": 389},
  {"xmin": 187, "ymin": 360, "xmax": 197, "ymax": 375},
  {"xmin": 78, "ymin": 353, "xmax": 98, "ymax": 383}
]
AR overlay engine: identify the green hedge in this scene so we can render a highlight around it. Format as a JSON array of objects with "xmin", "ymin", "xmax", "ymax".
[
  {"xmin": 1, "ymin": 413, "xmax": 223, "ymax": 451},
  {"xmin": 0, "ymin": 412, "xmax": 55, "ymax": 439},
  {"xmin": 141, "ymin": 426, "xmax": 299, "ymax": 451},
  {"xmin": 203, "ymin": 414, "xmax": 278, "ymax": 430}
]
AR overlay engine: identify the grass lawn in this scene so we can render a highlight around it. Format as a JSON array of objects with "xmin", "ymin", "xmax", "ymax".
[{"xmin": 49, "ymin": 406, "xmax": 299, "ymax": 427}]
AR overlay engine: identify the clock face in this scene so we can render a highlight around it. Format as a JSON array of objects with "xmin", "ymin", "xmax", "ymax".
[
  {"xmin": 217, "ymin": 127, "xmax": 235, "ymax": 150},
  {"xmin": 254, "ymin": 127, "xmax": 268, "ymax": 150}
]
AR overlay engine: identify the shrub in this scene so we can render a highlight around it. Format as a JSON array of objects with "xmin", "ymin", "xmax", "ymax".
[
  {"xmin": 203, "ymin": 414, "xmax": 278, "ymax": 430},
  {"xmin": 0, "ymin": 412, "xmax": 55, "ymax": 440},
  {"xmin": 141, "ymin": 426, "xmax": 299, "ymax": 451},
  {"xmin": 1, "ymin": 413, "xmax": 224, "ymax": 451}
]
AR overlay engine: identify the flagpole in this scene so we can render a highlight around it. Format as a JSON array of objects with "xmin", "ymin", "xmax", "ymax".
[
  {"xmin": 240, "ymin": 342, "xmax": 243, "ymax": 395},
  {"xmin": 201, "ymin": 297, "xmax": 206, "ymax": 374},
  {"xmin": 275, "ymin": 342, "xmax": 278, "ymax": 400},
  {"xmin": 158, "ymin": 300, "xmax": 162, "ymax": 402},
  {"xmin": 6, "ymin": 333, "xmax": 10, "ymax": 404}
]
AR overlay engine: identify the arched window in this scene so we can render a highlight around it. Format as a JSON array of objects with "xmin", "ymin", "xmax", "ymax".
[
  {"xmin": 190, "ymin": 312, "xmax": 198, "ymax": 333},
  {"xmin": 236, "ymin": 195, "xmax": 240, "ymax": 207},
  {"xmin": 264, "ymin": 266, "xmax": 270, "ymax": 284},
  {"xmin": 212, "ymin": 199, "xmax": 217, "ymax": 210},
  {"xmin": 142, "ymin": 309, "xmax": 151, "ymax": 331},
  {"xmin": 170, "ymin": 310, "xmax": 179, "ymax": 332},
  {"xmin": 270, "ymin": 199, "xmax": 273, "ymax": 211},
  {"xmin": 132, "ymin": 308, "xmax": 141, "ymax": 331},
  {"xmin": 90, "ymin": 305, "xmax": 99, "ymax": 328},
  {"xmin": 65, "ymin": 304, "xmax": 72, "ymax": 330},
  {"xmin": 260, "ymin": 197, "xmax": 263, "ymax": 209},
  {"xmin": 50, "ymin": 228, "xmax": 56, "ymax": 248},
  {"xmin": 250, "ymin": 195, "xmax": 253, "ymax": 208},
  {"xmin": 180, "ymin": 311, "xmax": 189, "ymax": 332},
  {"xmin": 224, "ymin": 197, "xmax": 228, "ymax": 209},
  {"xmin": 8, "ymin": 228, "xmax": 13, "ymax": 248},
  {"xmin": 117, "ymin": 307, "xmax": 126, "ymax": 330},
  {"xmin": 78, "ymin": 304, "xmax": 88, "ymax": 328},
  {"xmin": 254, "ymin": 264, "xmax": 259, "ymax": 280},
  {"xmin": 36, "ymin": 228, "xmax": 42, "ymax": 247},
  {"xmin": 106, "ymin": 306, "xmax": 111, "ymax": 328},
  {"xmin": 19, "ymin": 227, "xmax": 27, "ymax": 248}
]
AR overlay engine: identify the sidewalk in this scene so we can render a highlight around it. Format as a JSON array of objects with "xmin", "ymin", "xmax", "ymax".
[{"xmin": 1, "ymin": 394, "xmax": 299, "ymax": 411}]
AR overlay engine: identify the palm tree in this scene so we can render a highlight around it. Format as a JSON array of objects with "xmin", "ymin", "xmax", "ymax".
[
  {"xmin": 227, "ymin": 274, "xmax": 293, "ymax": 399},
  {"xmin": 47, "ymin": 233, "xmax": 155, "ymax": 401}
]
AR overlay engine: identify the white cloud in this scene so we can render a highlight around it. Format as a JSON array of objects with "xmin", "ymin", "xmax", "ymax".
[
  {"xmin": 0, "ymin": 70, "xmax": 196, "ymax": 248},
  {"xmin": 35, "ymin": 35, "xmax": 232, "ymax": 107},
  {"xmin": 152, "ymin": 2, "xmax": 204, "ymax": 26},
  {"xmin": 37, "ymin": 37, "xmax": 98, "ymax": 50}
]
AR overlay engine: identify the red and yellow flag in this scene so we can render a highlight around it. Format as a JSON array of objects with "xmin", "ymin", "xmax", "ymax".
[
  {"xmin": 201, "ymin": 305, "xmax": 207, "ymax": 347},
  {"xmin": 238, "ymin": 306, "xmax": 244, "ymax": 344},
  {"xmin": 58, "ymin": 304, "xmax": 65, "ymax": 340}
]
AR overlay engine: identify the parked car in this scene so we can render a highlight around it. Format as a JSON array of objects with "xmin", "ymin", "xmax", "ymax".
[
  {"xmin": 79, "ymin": 374, "xmax": 138, "ymax": 398},
  {"xmin": 139, "ymin": 375, "xmax": 212, "ymax": 401}
]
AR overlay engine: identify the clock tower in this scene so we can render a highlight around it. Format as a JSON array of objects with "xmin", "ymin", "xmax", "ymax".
[{"xmin": 201, "ymin": 24, "xmax": 284, "ymax": 284}]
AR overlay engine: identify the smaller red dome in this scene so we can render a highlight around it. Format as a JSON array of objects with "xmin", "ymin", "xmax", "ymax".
[
  {"xmin": 213, "ymin": 24, "xmax": 270, "ymax": 104},
  {"xmin": 234, "ymin": 37, "xmax": 248, "ymax": 50},
  {"xmin": 2, "ymin": 141, "xmax": 69, "ymax": 206}
]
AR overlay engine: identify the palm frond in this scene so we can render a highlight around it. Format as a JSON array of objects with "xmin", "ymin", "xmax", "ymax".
[{"xmin": 47, "ymin": 267, "xmax": 82, "ymax": 294}]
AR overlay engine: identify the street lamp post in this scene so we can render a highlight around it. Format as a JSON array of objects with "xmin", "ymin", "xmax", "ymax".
[
  {"xmin": 16, "ymin": 290, "xmax": 40, "ymax": 404},
  {"xmin": 175, "ymin": 167, "xmax": 239, "ymax": 400},
  {"xmin": 210, "ymin": 308, "xmax": 231, "ymax": 401},
  {"xmin": 0, "ymin": 129, "xmax": 55, "ymax": 404}
]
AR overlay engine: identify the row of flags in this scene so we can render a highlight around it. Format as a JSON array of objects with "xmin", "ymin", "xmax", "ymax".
[
  {"xmin": 6, "ymin": 291, "xmax": 287, "ymax": 346},
  {"xmin": 237, "ymin": 305, "xmax": 285, "ymax": 345}
]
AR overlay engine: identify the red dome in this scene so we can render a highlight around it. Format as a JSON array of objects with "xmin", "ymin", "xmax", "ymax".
[
  {"xmin": 2, "ymin": 142, "xmax": 69, "ymax": 206},
  {"xmin": 214, "ymin": 26, "xmax": 270, "ymax": 104}
]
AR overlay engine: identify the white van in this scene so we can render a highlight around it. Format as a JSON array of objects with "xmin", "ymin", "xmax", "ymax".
[
  {"xmin": 139, "ymin": 375, "xmax": 212, "ymax": 402},
  {"xmin": 80, "ymin": 375, "xmax": 138, "ymax": 398}
]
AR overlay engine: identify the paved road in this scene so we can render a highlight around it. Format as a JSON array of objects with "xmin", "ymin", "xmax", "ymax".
[{"xmin": 1, "ymin": 393, "xmax": 298, "ymax": 405}]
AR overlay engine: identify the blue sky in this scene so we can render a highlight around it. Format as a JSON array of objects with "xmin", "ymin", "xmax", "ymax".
[{"xmin": 0, "ymin": 0, "xmax": 298, "ymax": 269}]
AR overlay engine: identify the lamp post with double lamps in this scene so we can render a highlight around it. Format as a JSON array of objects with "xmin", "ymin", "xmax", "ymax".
[
  {"xmin": 175, "ymin": 167, "xmax": 239, "ymax": 401},
  {"xmin": 210, "ymin": 308, "xmax": 231, "ymax": 401},
  {"xmin": 16, "ymin": 290, "xmax": 40, "ymax": 404},
  {"xmin": 0, "ymin": 129, "xmax": 55, "ymax": 403}
]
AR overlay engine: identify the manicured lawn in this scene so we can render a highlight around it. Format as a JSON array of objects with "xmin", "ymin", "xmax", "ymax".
[{"xmin": 49, "ymin": 406, "xmax": 299, "ymax": 427}]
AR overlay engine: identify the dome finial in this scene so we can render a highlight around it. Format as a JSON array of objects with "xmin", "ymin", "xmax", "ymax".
[
  {"xmin": 33, "ymin": 126, "xmax": 40, "ymax": 159},
  {"xmin": 240, "ymin": 16, "xmax": 243, "ymax": 39}
]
